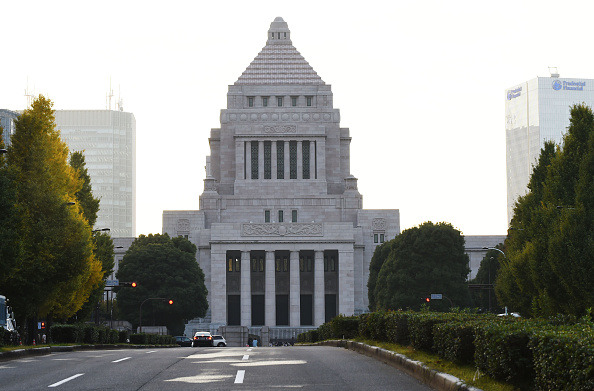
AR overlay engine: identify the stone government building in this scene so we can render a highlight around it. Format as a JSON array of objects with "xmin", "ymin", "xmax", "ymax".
[{"xmin": 162, "ymin": 17, "xmax": 400, "ymax": 339}]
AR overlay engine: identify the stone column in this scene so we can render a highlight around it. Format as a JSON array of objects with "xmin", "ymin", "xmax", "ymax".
[
  {"xmin": 297, "ymin": 140, "xmax": 303, "ymax": 179},
  {"xmin": 236, "ymin": 140, "xmax": 244, "ymax": 180},
  {"xmin": 284, "ymin": 140, "xmax": 290, "ymax": 180},
  {"xmin": 317, "ymin": 138, "xmax": 326, "ymax": 181},
  {"xmin": 240, "ymin": 251, "xmax": 251, "ymax": 326},
  {"xmin": 265, "ymin": 251, "xmax": 276, "ymax": 326},
  {"xmin": 289, "ymin": 250, "xmax": 300, "ymax": 327},
  {"xmin": 258, "ymin": 141, "xmax": 264, "ymax": 180},
  {"xmin": 314, "ymin": 250, "xmax": 325, "ymax": 326},
  {"xmin": 210, "ymin": 250, "xmax": 227, "ymax": 324},
  {"xmin": 338, "ymin": 249, "xmax": 355, "ymax": 316},
  {"xmin": 246, "ymin": 142, "xmax": 252, "ymax": 180},
  {"xmin": 271, "ymin": 141, "xmax": 278, "ymax": 180}
]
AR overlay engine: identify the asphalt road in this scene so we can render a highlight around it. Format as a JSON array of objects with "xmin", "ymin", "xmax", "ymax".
[{"xmin": 0, "ymin": 346, "xmax": 434, "ymax": 390}]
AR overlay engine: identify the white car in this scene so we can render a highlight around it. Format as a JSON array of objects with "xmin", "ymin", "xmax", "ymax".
[
  {"xmin": 212, "ymin": 335, "xmax": 227, "ymax": 347},
  {"xmin": 192, "ymin": 331, "xmax": 213, "ymax": 347}
]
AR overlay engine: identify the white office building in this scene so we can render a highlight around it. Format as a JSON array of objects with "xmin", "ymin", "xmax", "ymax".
[
  {"xmin": 56, "ymin": 110, "xmax": 136, "ymax": 237},
  {"xmin": 505, "ymin": 74, "xmax": 594, "ymax": 223}
]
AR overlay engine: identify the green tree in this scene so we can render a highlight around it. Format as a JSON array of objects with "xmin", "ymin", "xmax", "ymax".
[
  {"xmin": 115, "ymin": 234, "xmax": 208, "ymax": 335},
  {"xmin": 470, "ymin": 248, "xmax": 503, "ymax": 313},
  {"xmin": 367, "ymin": 241, "xmax": 393, "ymax": 311},
  {"xmin": 68, "ymin": 151, "xmax": 114, "ymax": 322},
  {"xmin": 0, "ymin": 96, "xmax": 102, "ymax": 339},
  {"xmin": 499, "ymin": 104, "xmax": 594, "ymax": 317},
  {"xmin": 373, "ymin": 222, "xmax": 471, "ymax": 311}
]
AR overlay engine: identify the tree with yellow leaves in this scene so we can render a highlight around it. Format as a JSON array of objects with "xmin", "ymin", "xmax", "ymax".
[{"xmin": 0, "ymin": 96, "xmax": 102, "ymax": 341}]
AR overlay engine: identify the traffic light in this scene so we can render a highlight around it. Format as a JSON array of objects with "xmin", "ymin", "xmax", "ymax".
[
  {"xmin": 425, "ymin": 297, "xmax": 430, "ymax": 302},
  {"xmin": 40, "ymin": 322, "xmax": 46, "ymax": 329},
  {"xmin": 168, "ymin": 299, "xmax": 173, "ymax": 305},
  {"xmin": 131, "ymin": 282, "xmax": 137, "ymax": 287},
  {"xmin": 120, "ymin": 281, "xmax": 137, "ymax": 287}
]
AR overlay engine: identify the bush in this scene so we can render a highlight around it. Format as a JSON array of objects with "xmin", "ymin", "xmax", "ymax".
[
  {"xmin": 118, "ymin": 330, "xmax": 128, "ymax": 343},
  {"xmin": 49, "ymin": 324, "xmax": 81, "ymax": 344},
  {"xmin": 529, "ymin": 326, "xmax": 594, "ymax": 391},
  {"xmin": 108, "ymin": 329, "xmax": 119, "ymax": 344},
  {"xmin": 433, "ymin": 319, "xmax": 479, "ymax": 365},
  {"xmin": 129, "ymin": 333, "xmax": 147, "ymax": 344},
  {"xmin": 330, "ymin": 315, "xmax": 359, "ymax": 339},
  {"xmin": 317, "ymin": 323, "xmax": 332, "ymax": 341},
  {"xmin": 0, "ymin": 328, "xmax": 20, "ymax": 346},
  {"xmin": 385, "ymin": 311, "xmax": 411, "ymax": 345},
  {"xmin": 81, "ymin": 324, "xmax": 99, "ymax": 344},
  {"xmin": 474, "ymin": 318, "xmax": 536, "ymax": 388},
  {"xmin": 408, "ymin": 312, "xmax": 465, "ymax": 352}
]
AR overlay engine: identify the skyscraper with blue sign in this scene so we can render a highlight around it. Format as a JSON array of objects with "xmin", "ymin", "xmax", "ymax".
[{"xmin": 505, "ymin": 74, "xmax": 594, "ymax": 224}]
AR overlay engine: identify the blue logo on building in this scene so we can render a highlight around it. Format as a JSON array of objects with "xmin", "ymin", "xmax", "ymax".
[
  {"xmin": 552, "ymin": 80, "xmax": 562, "ymax": 91},
  {"xmin": 507, "ymin": 87, "xmax": 522, "ymax": 100}
]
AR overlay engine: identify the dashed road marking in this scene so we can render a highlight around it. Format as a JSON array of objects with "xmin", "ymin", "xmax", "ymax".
[
  {"xmin": 48, "ymin": 373, "xmax": 84, "ymax": 387},
  {"xmin": 242, "ymin": 355, "xmax": 249, "ymax": 360},
  {"xmin": 112, "ymin": 357, "xmax": 132, "ymax": 363},
  {"xmin": 234, "ymin": 370, "xmax": 245, "ymax": 384},
  {"xmin": 145, "ymin": 350, "xmax": 157, "ymax": 354}
]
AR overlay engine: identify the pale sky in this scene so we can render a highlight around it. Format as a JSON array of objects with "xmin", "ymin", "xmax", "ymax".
[{"xmin": 2, "ymin": 0, "xmax": 591, "ymax": 236}]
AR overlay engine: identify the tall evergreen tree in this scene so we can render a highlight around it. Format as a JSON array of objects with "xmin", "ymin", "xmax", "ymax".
[
  {"xmin": 499, "ymin": 104, "xmax": 594, "ymax": 317},
  {"xmin": 373, "ymin": 222, "xmax": 470, "ymax": 311},
  {"xmin": 1, "ymin": 96, "xmax": 102, "ymax": 337}
]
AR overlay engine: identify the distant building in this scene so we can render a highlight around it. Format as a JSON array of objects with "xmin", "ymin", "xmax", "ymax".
[
  {"xmin": 163, "ymin": 17, "xmax": 400, "ymax": 338},
  {"xmin": 463, "ymin": 235, "xmax": 506, "ymax": 280},
  {"xmin": 0, "ymin": 109, "xmax": 18, "ymax": 147},
  {"xmin": 55, "ymin": 110, "xmax": 136, "ymax": 237},
  {"xmin": 505, "ymin": 73, "xmax": 594, "ymax": 223}
]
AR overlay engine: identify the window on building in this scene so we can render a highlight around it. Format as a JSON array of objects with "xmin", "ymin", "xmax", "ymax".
[
  {"xmin": 380, "ymin": 234, "xmax": 385, "ymax": 243},
  {"xmin": 291, "ymin": 96, "xmax": 298, "ymax": 106},
  {"xmin": 264, "ymin": 141, "xmax": 271, "ymax": 179},
  {"xmin": 374, "ymin": 234, "xmax": 378, "ymax": 243},
  {"xmin": 299, "ymin": 256, "xmax": 313, "ymax": 272},
  {"xmin": 277, "ymin": 141, "xmax": 284, "ymax": 179},
  {"xmin": 248, "ymin": 97, "xmax": 254, "ymax": 107},
  {"xmin": 324, "ymin": 256, "xmax": 336, "ymax": 272},
  {"xmin": 292, "ymin": 210, "xmax": 297, "ymax": 222},
  {"xmin": 262, "ymin": 97, "xmax": 268, "ymax": 107},
  {"xmin": 251, "ymin": 141, "xmax": 259, "ymax": 179},
  {"xmin": 278, "ymin": 210, "xmax": 284, "ymax": 223},
  {"xmin": 306, "ymin": 96, "xmax": 313, "ymax": 107},
  {"xmin": 276, "ymin": 257, "xmax": 289, "ymax": 272},
  {"xmin": 265, "ymin": 210, "xmax": 270, "ymax": 223},
  {"xmin": 251, "ymin": 257, "xmax": 264, "ymax": 272},
  {"xmin": 277, "ymin": 96, "xmax": 283, "ymax": 107},
  {"xmin": 302, "ymin": 141, "xmax": 310, "ymax": 179},
  {"xmin": 228, "ymin": 257, "xmax": 241, "ymax": 272},
  {"xmin": 289, "ymin": 141, "xmax": 297, "ymax": 179}
]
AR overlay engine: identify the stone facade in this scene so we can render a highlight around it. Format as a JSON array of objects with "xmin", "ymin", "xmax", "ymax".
[{"xmin": 162, "ymin": 18, "xmax": 399, "ymax": 339}]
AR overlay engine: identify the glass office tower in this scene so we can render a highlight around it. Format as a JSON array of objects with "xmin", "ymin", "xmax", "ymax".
[
  {"xmin": 505, "ymin": 75, "xmax": 594, "ymax": 224},
  {"xmin": 55, "ymin": 110, "xmax": 136, "ymax": 237}
]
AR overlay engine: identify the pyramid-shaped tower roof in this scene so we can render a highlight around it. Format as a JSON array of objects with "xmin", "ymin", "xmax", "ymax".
[{"xmin": 235, "ymin": 17, "xmax": 325, "ymax": 86}]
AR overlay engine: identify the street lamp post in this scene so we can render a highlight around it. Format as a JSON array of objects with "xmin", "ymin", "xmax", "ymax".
[
  {"xmin": 483, "ymin": 247, "xmax": 505, "ymax": 257},
  {"xmin": 139, "ymin": 298, "xmax": 168, "ymax": 333}
]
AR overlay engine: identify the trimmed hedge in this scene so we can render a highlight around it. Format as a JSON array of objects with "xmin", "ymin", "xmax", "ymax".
[
  {"xmin": 529, "ymin": 327, "xmax": 594, "ymax": 391},
  {"xmin": 129, "ymin": 333, "xmax": 175, "ymax": 345},
  {"xmin": 0, "ymin": 328, "xmax": 20, "ymax": 346},
  {"xmin": 298, "ymin": 310, "xmax": 594, "ymax": 390}
]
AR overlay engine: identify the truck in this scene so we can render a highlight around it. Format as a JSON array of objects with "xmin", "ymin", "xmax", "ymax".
[{"xmin": 0, "ymin": 295, "xmax": 17, "ymax": 332}]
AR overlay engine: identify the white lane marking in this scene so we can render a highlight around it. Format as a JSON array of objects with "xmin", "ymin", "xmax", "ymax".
[
  {"xmin": 48, "ymin": 373, "xmax": 84, "ymax": 387},
  {"xmin": 242, "ymin": 355, "xmax": 249, "ymax": 360},
  {"xmin": 112, "ymin": 357, "xmax": 132, "ymax": 363},
  {"xmin": 234, "ymin": 370, "xmax": 245, "ymax": 384},
  {"xmin": 247, "ymin": 348, "xmax": 253, "ymax": 351},
  {"xmin": 145, "ymin": 350, "xmax": 157, "ymax": 354}
]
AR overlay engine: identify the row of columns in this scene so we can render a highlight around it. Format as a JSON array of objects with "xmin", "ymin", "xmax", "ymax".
[
  {"xmin": 236, "ymin": 139, "xmax": 325, "ymax": 180},
  {"xmin": 210, "ymin": 248, "xmax": 354, "ymax": 327}
]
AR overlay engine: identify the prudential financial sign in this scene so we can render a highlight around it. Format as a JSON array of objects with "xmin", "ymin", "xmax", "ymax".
[{"xmin": 552, "ymin": 80, "xmax": 586, "ymax": 91}]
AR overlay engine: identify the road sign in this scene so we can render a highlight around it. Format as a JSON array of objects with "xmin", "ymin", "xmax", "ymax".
[
  {"xmin": 430, "ymin": 294, "xmax": 443, "ymax": 300},
  {"xmin": 106, "ymin": 279, "xmax": 119, "ymax": 287}
]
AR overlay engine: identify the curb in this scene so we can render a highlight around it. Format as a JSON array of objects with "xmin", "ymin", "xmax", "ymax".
[
  {"xmin": 0, "ymin": 344, "xmax": 178, "ymax": 362},
  {"xmin": 313, "ymin": 340, "xmax": 482, "ymax": 391}
]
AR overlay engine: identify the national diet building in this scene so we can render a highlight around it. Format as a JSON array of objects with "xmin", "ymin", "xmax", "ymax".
[{"xmin": 163, "ymin": 17, "xmax": 399, "ymax": 339}]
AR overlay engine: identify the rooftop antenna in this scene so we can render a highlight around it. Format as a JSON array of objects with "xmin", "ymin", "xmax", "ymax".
[
  {"xmin": 548, "ymin": 66, "xmax": 560, "ymax": 78},
  {"xmin": 106, "ymin": 77, "xmax": 114, "ymax": 110},
  {"xmin": 117, "ymin": 84, "xmax": 124, "ymax": 112},
  {"xmin": 24, "ymin": 77, "xmax": 35, "ymax": 107}
]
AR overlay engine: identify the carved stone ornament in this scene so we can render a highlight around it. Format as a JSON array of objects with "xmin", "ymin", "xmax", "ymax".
[
  {"xmin": 263, "ymin": 125, "xmax": 297, "ymax": 133},
  {"xmin": 344, "ymin": 175, "xmax": 358, "ymax": 190},
  {"xmin": 177, "ymin": 219, "xmax": 191, "ymax": 232},
  {"xmin": 371, "ymin": 218, "xmax": 387, "ymax": 230},
  {"xmin": 242, "ymin": 223, "xmax": 323, "ymax": 237}
]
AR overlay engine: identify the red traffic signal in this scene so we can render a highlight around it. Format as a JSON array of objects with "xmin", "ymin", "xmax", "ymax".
[
  {"xmin": 168, "ymin": 299, "xmax": 173, "ymax": 305},
  {"xmin": 120, "ymin": 281, "xmax": 137, "ymax": 287},
  {"xmin": 40, "ymin": 322, "xmax": 46, "ymax": 329},
  {"xmin": 131, "ymin": 282, "xmax": 137, "ymax": 287},
  {"xmin": 425, "ymin": 298, "xmax": 430, "ymax": 302}
]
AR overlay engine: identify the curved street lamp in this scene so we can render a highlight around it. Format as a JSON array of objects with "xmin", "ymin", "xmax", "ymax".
[
  {"xmin": 483, "ymin": 247, "xmax": 505, "ymax": 257},
  {"xmin": 139, "ymin": 298, "xmax": 172, "ymax": 333}
]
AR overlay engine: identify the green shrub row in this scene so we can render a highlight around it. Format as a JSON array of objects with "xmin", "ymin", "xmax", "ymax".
[
  {"xmin": 298, "ymin": 311, "xmax": 594, "ymax": 390},
  {"xmin": 50, "ymin": 324, "xmax": 127, "ymax": 344},
  {"xmin": 129, "ymin": 333, "xmax": 175, "ymax": 345},
  {"xmin": 0, "ymin": 328, "xmax": 20, "ymax": 346}
]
